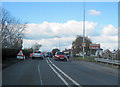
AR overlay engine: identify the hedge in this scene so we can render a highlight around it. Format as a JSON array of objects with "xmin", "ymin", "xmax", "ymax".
[{"xmin": 2, "ymin": 48, "xmax": 20, "ymax": 60}]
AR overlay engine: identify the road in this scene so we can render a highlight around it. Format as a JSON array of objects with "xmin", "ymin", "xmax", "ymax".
[{"xmin": 2, "ymin": 57, "xmax": 119, "ymax": 87}]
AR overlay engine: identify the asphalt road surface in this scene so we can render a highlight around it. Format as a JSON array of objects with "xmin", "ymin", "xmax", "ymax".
[{"xmin": 2, "ymin": 57, "xmax": 119, "ymax": 87}]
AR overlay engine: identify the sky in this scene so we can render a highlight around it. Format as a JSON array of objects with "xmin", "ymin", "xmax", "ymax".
[{"xmin": 1, "ymin": 2, "xmax": 118, "ymax": 52}]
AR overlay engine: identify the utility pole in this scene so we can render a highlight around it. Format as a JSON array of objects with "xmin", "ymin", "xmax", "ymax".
[{"xmin": 83, "ymin": 0, "xmax": 85, "ymax": 59}]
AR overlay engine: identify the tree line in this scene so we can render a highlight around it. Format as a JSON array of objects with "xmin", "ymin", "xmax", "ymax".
[
  {"xmin": 1, "ymin": 8, "xmax": 26, "ymax": 49},
  {"xmin": 1, "ymin": 8, "xmax": 27, "ymax": 59}
]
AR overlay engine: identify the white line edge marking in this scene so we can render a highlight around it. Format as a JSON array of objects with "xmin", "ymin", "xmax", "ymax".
[
  {"xmin": 48, "ymin": 58, "xmax": 81, "ymax": 87},
  {"xmin": 38, "ymin": 64, "xmax": 43, "ymax": 85},
  {"xmin": 46, "ymin": 58, "xmax": 69, "ymax": 86}
]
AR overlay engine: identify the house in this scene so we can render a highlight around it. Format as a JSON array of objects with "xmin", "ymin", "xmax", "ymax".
[
  {"xmin": 114, "ymin": 49, "xmax": 120, "ymax": 60},
  {"xmin": 102, "ymin": 49, "xmax": 119, "ymax": 60},
  {"xmin": 89, "ymin": 44, "xmax": 103, "ymax": 57},
  {"xmin": 102, "ymin": 49, "xmax": 111, "ymax": 59},
  {"xmin": 111, "ymin": 50, "xmax": 117, "ymax": 59}
]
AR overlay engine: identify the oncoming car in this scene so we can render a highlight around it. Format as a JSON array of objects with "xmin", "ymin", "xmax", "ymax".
[
  {"xmin": 32, "ymin": 51, "xmax": 44, "ymax": 60},
  {"xmin": 54, "ymin": 52, "xmax": 68, "ymax": 61}
]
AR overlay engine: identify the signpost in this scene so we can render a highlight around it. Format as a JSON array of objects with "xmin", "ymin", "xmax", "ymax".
[
  {"xmin": 89, "ymin": 44, "xmax": 100, "ymax": 56},
  {"xmin": 89, "ymin": 44, "xmax": 100, "ymax": 49},
  {"xmin": 82, "ymin": 42, "xmax": 86, "ymax": 47},
  {"xmin": 17, "ymin": 38, "xmax": 23, "ymax": 47},
  {"xmin": 17, "ymin": 50, "xmax": 25, "ymax": 60},
  {"xmin": 17, "ymin": 38, "xmax": 24, "ymax": 60}
]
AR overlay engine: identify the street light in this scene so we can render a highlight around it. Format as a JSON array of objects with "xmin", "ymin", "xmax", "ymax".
[
  {"xmin": 83, "ymin": 0, "xmax": 86, "ymax": 59},
  {"xmin": 53, "ymin": 36, "xmax": 61, "ymax": 51}
]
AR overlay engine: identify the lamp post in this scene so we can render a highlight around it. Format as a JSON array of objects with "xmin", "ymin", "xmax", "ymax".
[{"xmin": 83, "ymin": 0, "xmax": 86, "ymax": 59}]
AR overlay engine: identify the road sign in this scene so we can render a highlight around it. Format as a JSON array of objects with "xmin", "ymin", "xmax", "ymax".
[
  {"xmin": 82, "ymin": 42, "xmax": 86, "ymax": 47},
  {"xmin": 17, "ymin": 39, "xmax": 23, "ymax": 45},
  {"xmin": 89, "ymin": 44, "xmax": 100, "ymax": 49},
  {"xmin": 17, "ymin": 50, "xmax": 25, "ymax": 60}
]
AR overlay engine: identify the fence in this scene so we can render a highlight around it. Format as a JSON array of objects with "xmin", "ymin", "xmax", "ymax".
[{"xmin": 94, "ymin": 58, "xmax": 120, "ymax": 66}]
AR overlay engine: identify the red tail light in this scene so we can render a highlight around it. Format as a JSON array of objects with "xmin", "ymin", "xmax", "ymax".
[
  {"xmin": 40, "ymin": 53, "xmax": 42, "ymax": 55},
  {"xmin": 33, "ymin": 53, "xmax": 34, "ymax": 55}
]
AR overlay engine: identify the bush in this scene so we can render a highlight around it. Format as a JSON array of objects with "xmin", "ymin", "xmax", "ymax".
[{"xmin": 22, "ymin": 48, "xmax": 33, "ymax": 57}]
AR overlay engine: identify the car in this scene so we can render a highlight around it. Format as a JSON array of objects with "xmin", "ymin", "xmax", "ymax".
[
  {"xmin": 64, "ymin": 52, "xmax": 70, "ymax": 59},
  {"xmin": 42, "ymin": 53, "xmax": 45, "ymax": 57},
  {"xmin": 46, "ymin": 52, "xmax": 53, "ymax": 58},
  {"xmin": 32, "ymin": 51, "xmax": 44, "ymax": 60},
  {"xmin": 54, "ymin": 52, "xmax": 68, "ymax": 61}
]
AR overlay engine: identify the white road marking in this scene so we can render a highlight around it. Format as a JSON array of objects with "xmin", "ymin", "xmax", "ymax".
[
  {"xmin": 46, "ymin": 58, "xmax": 70, "ymax": 86},
  {"xmin": 38, "ymin": 64, "xmax": 43, "ymax": 85},
  {"xmin": 48, "ymin": 58, "xmax": 81, "ymax": 87}
]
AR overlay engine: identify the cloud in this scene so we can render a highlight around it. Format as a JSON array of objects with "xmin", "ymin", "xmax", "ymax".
[
  {"xmin": 23, "ymin": 20, "xmax": 118, "ymax": 51},
  {"xmin": 24, "ymin": 20, "xmax": 98, "ymax": 40},
  {"xmin": 90, "ymin": 24, "xmax": 118, "ymax": 50},
  {"xmin": 23, "ymin": 36, "xmax": 75, "ymax": 51},
  {"xmin": 88, "ymin": 9, "xmax": 101, "ymax": 15},
  {"xmin": 102, "ymin": 24, "xmax": 118, "ymax": 36}
]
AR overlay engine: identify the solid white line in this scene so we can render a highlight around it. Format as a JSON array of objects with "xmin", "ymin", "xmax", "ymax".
[
  {"xmin": 48, "ymin": 58, "xmax": 81, "ymax": 87},
  {"xmin": 46, "ymin": 58, "xmax": 69, "ymax": 86},
  {"xmin": 38, "ymin": 64, "xmax": 43, "ymax": 85}
]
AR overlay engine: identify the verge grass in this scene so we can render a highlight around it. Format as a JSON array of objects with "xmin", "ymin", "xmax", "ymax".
[{"xmin": 75, "ymin": 56, "xmax": 96, "ymax": 62}]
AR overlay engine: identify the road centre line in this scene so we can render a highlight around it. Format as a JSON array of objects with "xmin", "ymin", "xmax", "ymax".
[
  {"xmin": 48, "ymin": 58, "xmax": 81, "ymax": 87},
  {"xmin": 46, "ymin": 58, "xmax": 70, "ymax": 86},
  {"xmin": 38, "ymin": 64, "xmax": 43, "ymax": 85}
]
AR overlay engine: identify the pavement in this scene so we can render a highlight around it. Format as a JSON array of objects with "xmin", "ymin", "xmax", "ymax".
[{"xmin": 2, "ymin": 57, "xmax": 120, "ymax": 87}]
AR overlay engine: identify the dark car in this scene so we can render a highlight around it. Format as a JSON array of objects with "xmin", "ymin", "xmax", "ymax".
[
  {"xmin": 46, "ymin": 52, "xmax": 52, "ymax": 58},
  {"xmin": 54, "ymin": 52, "xmax": 68, "ymax": 61}
]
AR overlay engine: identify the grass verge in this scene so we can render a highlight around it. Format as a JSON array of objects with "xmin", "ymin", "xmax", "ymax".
[{"xmin": 75, "ymin": 56, "xmax": 97, "ymax": 62}]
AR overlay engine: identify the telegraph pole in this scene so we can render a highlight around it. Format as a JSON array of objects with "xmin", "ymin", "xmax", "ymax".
[{"xmin": 83, "ymin": 0, "xmax": 85, "ymax": 59}]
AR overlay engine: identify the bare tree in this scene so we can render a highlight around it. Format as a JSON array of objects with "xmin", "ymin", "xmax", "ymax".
[
  {"xmin": 1, "ymin": 8, "xmax": 26, "ymax": 48},
  {"xmin": 32, "ymin": 43, "xmax": 42, "ymax": 51}
]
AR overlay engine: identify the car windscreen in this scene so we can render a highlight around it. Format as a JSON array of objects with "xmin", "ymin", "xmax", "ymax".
[
  {"xmin": 34, "ymin": 51, "xmax": 41, "ymax": 53},
  {"xmin": 47, "ymin": 52, "xmax": 52, "ymax": 54},
  {"xmin": 57, "ymin": 52, "xmax": 65, "ymax": 55},
  {"xmin": 47, "ymin": 52, "xmax": 50, "ymax": 54}
]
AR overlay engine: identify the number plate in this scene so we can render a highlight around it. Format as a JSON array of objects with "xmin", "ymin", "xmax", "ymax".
[{"xmin": 60, "ymin": 57, "xmax": 64, "ymax": 59}]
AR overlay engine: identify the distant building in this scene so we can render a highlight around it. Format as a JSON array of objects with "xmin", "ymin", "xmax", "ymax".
[
  {"xmin": 89, "ymin": 44, "xmax": 103, "ymax": 57},
  {"xmin": 102, "ymin": 49, "xmax": 119, "ymax": 60},
  {"xmin": 62, "ymin": 48, "xmax": 71, "ymax": 53},
  {"xmin": 111, "ymin": 50, "xmax": 117, "ymax": 59},
  {"xmin": 62, "ymin": 48, "xmax": 72, "ymax": 57},
  {"xmin": 102, "ymin": 49, "xmax": 111, "ymax": 59},
  {"xmin": 116, "ymin": 50, "xmax": 120, "ymax": 60}
]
